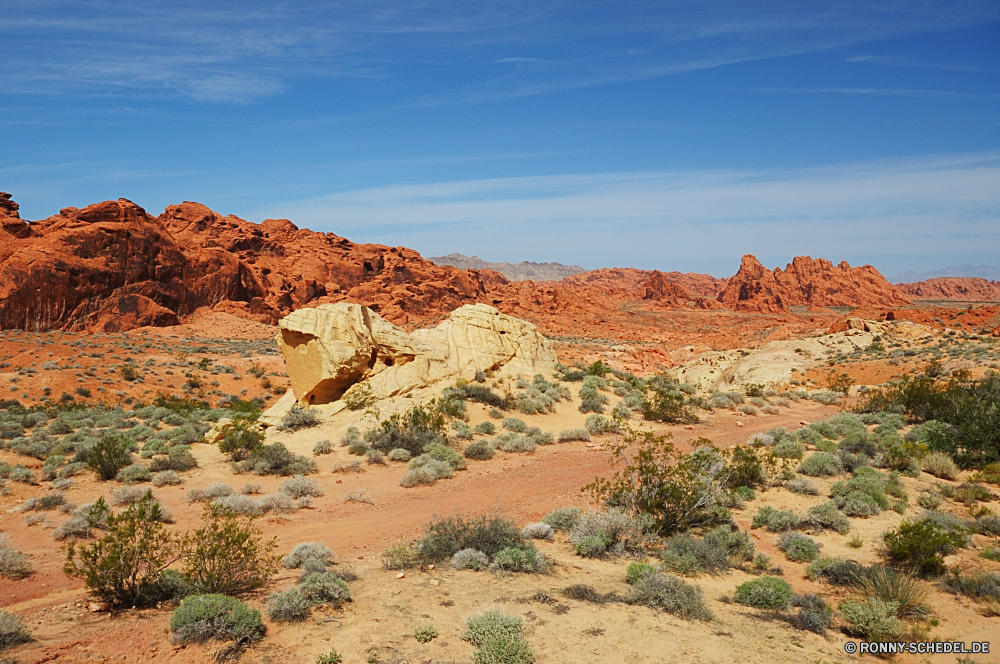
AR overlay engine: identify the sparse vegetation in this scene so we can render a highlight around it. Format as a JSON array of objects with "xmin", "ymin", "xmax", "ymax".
[
  {"xmin": 733, "ymin": 576, "xmax": 792, "ymax": 609},
  {"xmin": 169, "ymin": 593, "xmax": 265, "ymax": 646}
]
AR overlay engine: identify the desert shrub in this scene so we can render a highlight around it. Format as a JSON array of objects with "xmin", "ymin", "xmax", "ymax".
[
  {"xmin": 88, "ymin": 433, "xmax": 133, "ymax": 481},
  {"xmin": 300, "ymin": 571, "xmax": 351, "ymax": 604},
  {"xmin": 626, "ymin": 562, "xmax": 657, "ymax": 585},
  {"xmin": 777, "ymin": 531, "xmax": 820, "ymax": 562},
  {"xmin": 112, "ymin": 485, "xmax": 156, "ymax": 507},
  {"xmin": 920, "ymin": 451, "xmax": 960, "ymax": 479},
  {"xmin": 839, "ymin": 597, "xmax": 903, "ymax": 641},
  {"xmin": 464, "ymin": 440, "xmax": 495, "ymax": 460},
  {"xmin": 313, "ymin": 439, "xmax": 334, "ymax": 455},
  {"xmin": 149, "ymin": 446, "xmax": 198, "ymax": 472},
  {"xmin": 521, "ymin": 522, "xmax": 555, "ymax": 540},
  {"xmin": 452, "ymin": 548, "xmax": 489, "ymax": 571},
  {"xmin": 786, "ymin": 476, "xmax": 818, "ymax": 495},
  {"xmin": 490, "ymin": 545, "xmax": 547, "ymax": 573},
  {"xmin": 347, "ymin": 439, "xmax": 369, "ymax": 456},
  {"xmin": 316, "ymin": 649, "xmax": 343, "ymax": 664},
  {"xmin": 284, "ymin": 542, "xmax": 335, "ymax": 569},
  {"xmin": 267, "ymin": 587, "xmax": 313, "ymax": 621},
  {"xmin": 0, "ymin": 609, "xmax": 32, "ymax": 650},
  {"xmin": 170, "ymin": 593, "xmax": 265, "ymax": 646},
  {"xmin": 463, "ymin": 609, "xmax": 533, "ymax": 664},
  {"xmin": 585, "ymin": 429, "xmax": 766, "ymax": 535},
  {"xmin": 0, "ymin": 535, "xmax": 32, "ymax": 579},
  {"xmin": 977, "ymin": 514, "xmax": 1000, "ymax": 536},
  {"xmin": 917, "ymin": 491, "xmax": 942, "ymax": 510},
  {"xmin": 418, "ymin": 513, "xmax": 525, "ymax": 563},
  {"xmin": 279, "ymin": 475, "xmax": 323, "ymax": 499},
  {"xmin": 188, "ymin": 482, "xmax": 236, "ymax": 503},
  {"xmin": 235, "ymin": 443, "xmax": 315, "ymax": 476},
  {"xmin": 474, "ymin": 421, "xmax": 496, "ymax": 435},
  {"xmin": 180, "ymin": 506, "xmax": 279, "ymax": 596},
  {"xmin": 954, "ymin": 481, "xmax": 995, "ymax": 504},
  {"xmin": 502, "ymin": 417, "xmax": 527, "ymax": 433},
  {"xmin": 386, "ymin": 447, "xmax": 411, "ymax": 462},
  {"xmin": 152, "ymin": 470, "xmax": 182, "ymax": 487},
  {"xmin": 805, "ymin": 556, "xmax": 864, "ymax": 584},
  {"xmin": 785, "ymin": 593, "xmax": 834, "ymax": 634},
  {"xmin": 557, "ymin": 428, "xmax": 590, "ymax": 443},
  {"xmin": 339, "ymin": 426, "xmax": 361, "ymax": 447},
  {"xmin": 449, "ymin": 382, "xmax": 510, "ymax": 409},
  {"xmin": 803, "ymin": 502, "xmax": 851, "ymax": 535},
  {"xmin": 491, "ymin": 432, "xmax": 533, "ymax": 453},
  {"xmin": 542, "ymin": 507, "xmax": 580, "ymax": 532},
  {"xmin": 569, "ymin": 509, "xmax": 656, "ymax": 558},
  {"xmin": 853, "ymin": 565, "xmax": 929, "ymax": 618},
  {"xmin": 883, "ymin": 519, "xmax": 968, "ymax": 576},
  {"xmin": 116, "ymin": 463, "xmax": 151, "ymax": 484},
  {"xmin": 9, "ymin": 464, "xmax": 37, "ymax": 484},
  {"xmin": 797, "ymin": 452, "xmax": 843, "ymax": 477},
  {"xmin": 399, "ymin": 458, "xmax": 453, "ymax": 487},
  {"xmin": 773, "ymin": 439, "xmax": 804, "ymax": 459},
  {"xmin": 216, "ymin": 419, "xmax": 265, "ymax": 461},
  {"xmin": 659, "ymin": 526, "xmax": 755, "ymax": 576},
  {"xmin": 642, "ymin": 388, "xmax": 697, "ymax": 423},
  {"xmin": 342, "ymin": 381, "xmax": 376, "ymax": 411},
  {"xmin": 626, "ymin": 572, "xmax": 713, "ymax": 620},
  {"xmin": 210, "ymin": 495, "xmax": 264, "ymax": 516},
  {"xmin": 276, "ymin": 405, "xmax": 320, "ymax": 432},
  {"xmin": 733, "ymin": 575, "xmax": 792, "ymax": 609},
  {"xmin": 940, "ymin": 570, "xmax": 1000, "ymax": 601},
  {"xmin": 751, "ymin": 506, "xmax": 798, "ymax": 532},
  {"xmin": 17, "ymin": 491, "xmax": 67, "ymax": 512},
  {"xmin": 380, "ymin": 543, "xmax": 417, "ymax": 570},
  {"xmin": 413, "ymin": 624, "xmax": 439, "ymax": 644},
  {"xmin": 585, "ymin": 414, "xmax": 620, "ymax": 436},
  {"xmin": 63, "ymin": 491, "xmax": 175, "ymax": 607},
  {"xmin": 365, "ymin": 404, "xmax": 446, "ymax": 457}
]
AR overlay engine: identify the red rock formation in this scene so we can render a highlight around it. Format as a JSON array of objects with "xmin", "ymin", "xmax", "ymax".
[
  {"xmin": 640, "ymin": 271, "xmax": 692, "ymax": 304},
  {"xmin": 0, "ymin": 195, "xmax": 498, "ymax": 332},
  {"xmin": 562, "ymin": 267, "xmax": 727, "ymax": 297},
  {"xmin": 717, "ymin": 255, "xmax": 912, "ymax": 313},
  {"xmin": 897, "ymin": 277, "xmax": 1000, "ymax": 302}
]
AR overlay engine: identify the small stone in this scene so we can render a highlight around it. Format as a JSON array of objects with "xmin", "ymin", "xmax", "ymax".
[
  {"xmin": 429, "ymin": 579, "xmax": 440, "ymax": 586},
  {"xmin": 683, "ymin": 425, "xmax": 694, "ymax": 430},
  {"xmin": 88, "ymin": 602, "xmax": 111, "ymax": 613},
  {"xmin": 427, "ymin": 565, "xmax": 435, "ymax": 570},
  {"xmin": 735, "ymin": 422, "xmax": 744, "ymax": 428},
  {"xmin": 396, "ymin": 573, "xmax": 405, "ymax": 579}
]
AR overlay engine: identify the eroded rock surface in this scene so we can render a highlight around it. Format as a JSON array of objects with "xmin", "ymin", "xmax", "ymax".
[
  {"xmin": 277, "ymin": 302, "xmax": 557, "ymax": 406},
  {"xmin": 717, "ymin": 255, "xmax": 912, "ymax": 313}
]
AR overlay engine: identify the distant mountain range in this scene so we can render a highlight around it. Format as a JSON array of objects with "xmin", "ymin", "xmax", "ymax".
[
  {"xmin": 429, "ymin": 253, "xmax": 587, "ymax": 282},
  {"xmin": 890, "ymin": 264, "xmax": 1000, "ymax": 283}
]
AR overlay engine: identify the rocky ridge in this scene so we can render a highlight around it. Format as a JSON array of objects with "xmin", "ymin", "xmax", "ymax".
[
  {"xmin": 430, "ymin": 252, "xmax": 586, "ymax": 281},
  {"xmin": 896, "ymin": 277, "xmax": 1000, "ymax": 302},
  {"xmin": 717, "ymin": 255, "xmax": 912, "ymax": 313}
]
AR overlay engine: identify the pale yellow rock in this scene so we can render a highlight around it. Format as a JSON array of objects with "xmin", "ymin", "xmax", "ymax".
[{"xmin": 276, "ymin": 302, "xmax": 556, "ymax": 408}]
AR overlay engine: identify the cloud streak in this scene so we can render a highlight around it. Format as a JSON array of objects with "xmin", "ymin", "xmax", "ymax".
[{"xmin": 253, "ymin": 152, "xmax": 1000, "ymax": 270}]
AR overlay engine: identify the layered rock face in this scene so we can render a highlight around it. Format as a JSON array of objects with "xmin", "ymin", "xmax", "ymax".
[
  {"xmin": 896, "ymin": 277, "xmax": 1000, "ymax": 302},
  {"xmin": 0, "ymin": 195, "xmax": 497, "ymax": 332},
  {"xmin": 277, "ymin": 302, "xmax": 556, "ymax": 406},
  {"xmin": 717, "ymin": 255, "xmax": 912, "ymax": 313}
]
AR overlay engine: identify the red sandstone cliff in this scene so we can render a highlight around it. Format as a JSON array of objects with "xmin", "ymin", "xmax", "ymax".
[
  {"xmin": 897, "ymin": 277, "xmax": 1000, "ymax": 302},
  {"xmin": 717, "ymin": 255, "xmax": 912, "ymax": 313}
]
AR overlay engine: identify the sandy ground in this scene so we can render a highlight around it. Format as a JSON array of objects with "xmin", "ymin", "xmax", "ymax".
[{"xmin": 3, "ymin": 392, "xmax": 1000, "ymax": 664}]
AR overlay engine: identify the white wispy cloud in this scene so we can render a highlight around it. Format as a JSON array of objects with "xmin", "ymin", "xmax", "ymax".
[
  {"xmin": 750, "ymin": 87, "xmax": 1000, "ymax": 100},
  {"xmin": 252, "ymin": 152, "xmax": 1000, "ymax": 268}
]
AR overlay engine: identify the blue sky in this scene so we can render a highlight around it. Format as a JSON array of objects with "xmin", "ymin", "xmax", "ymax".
[{"xmin": 3, "ymin": 1, "xmax": 999, "ymax": 277}]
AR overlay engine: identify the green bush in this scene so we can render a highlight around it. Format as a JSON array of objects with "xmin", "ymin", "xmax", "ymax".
[
  {"xmin": 380, "ymin": 543, "xmax": 417, "ymax": 570},
  {"xmin": 0, "ymin": 609, "xmax": 31, "ymax": 650},
  {"xmin": 63, "ymin": 491, "xmax": 175, "ymax": 607},
  {"xmin": 300, "ymin": 572, "xmax": 352, "ymax": 604},
  {"xmin": 180, "ymin": 506, "xmax": 279, "ymax": 596},
  {"xmin": 751, "ymin": 506, "xmax": 798, "ymax": 532},
  {"xmin": 569, "ymin": 509, "xmax": 656, "ymax": 558},
  {"xmin": 464, "ymin": 440, "xmax": 495, "ymax": 460},
  {"xmin": 625, "ymin": 572, "xmax": 713, "ymax": 621},
  {"xmin": 542, "ymin": 507, "xmax": 581, "ymax": 532},
  {"xmin": 451, "ymin": 548, "xmax": 489, "ymax": 571},
  {"xmin": 642, "ymin": 389, "xmax": 697, "ymax": 423},
  {"xmin": 365, "ymin": 404, "xmax": 446, "ymax": 457},
  {"xmin": 417, "ymin": 513, "xmax": 525, "ymax": 563},
  {"xmin": 474, "ymin": 421, "xmax": 496, "ymax": 435},
  {"xmin": 883, "ymin": 519, "xmax": 968, "ymax": 576},
  {"xmin": 490, "ymin": 546, "xmax": 546, "ymax": 574},
  {"xmin": 316, "ymin": 649, "xmax": 343, "ymax": 664},
  {"xmin": 574, "ymin": 536, "xmax": 607, "ymax": 558},
  {"xmin": 88, "ymin": 433, "xmax": 134, "ymax": 481},
  {"xmin": 803, "ymin": 502, "xmax": 851, "ymax": 534},
  {"xmin": 797, "ymin": 452, "xmax": 842, "ymax": 477},
  {"xmin": 854, "ymin": 565, "xmax": 929, "ymax": 618},
  {"xmin": 217, "ymin": 419, "xmax": 264, "ymax": 461},
  {"xmin": 267, "ymin": 587, "xmax": 312, "ymax": 621},
  {"xmin": 773, "ymin": 439, "xmax": 805, "ymax": 459},
  {"xmin": 116, "ymin": 463, "xmax": 151, "ymax": 484},
  {"xmin": 626, "ymin": 562, "xmax": 656, "ymax": 585},
  {"xmin": 778, "ymin": 531, "xmax": 820, "ymax": 563},
  {"xmin": 169, "ymin": 594, "xmax": 265, "ymax": 645},
  {"xmin": 414, "ymin": 624, "xmax": 439, "ymax": 643},
  {"xmin": 805, "ymin": 556, "xmax": 864, "ymax": 585},
  {"xmin": 0, "ymin": 535, "xmax": 33, "ymax": 579},
  {"xmin": 788, "ymin": 593, "xmax": 833, "ymax": 634},
  {"xmin": 463, "ymin": 609, "xmax": 524, "ymax": 646},
  {"xmin": 839, "ymin": 597, "xmax": 903, "ymax": 641},
  {"xmin": 342, "ymin": 382, "xmax": 376, "ymax": 411},
  {"xmin": 234, "ymin": 443, "xmax": 315, "ymax": 476},
  {"xmin": 276, "ymin": 405, "xmax": 321, "ymax": 432},
  {"xmin": 733, "ymin": 576, "xmax": 793, "ymax": 609},
  {"xmin": 659, "ymin": 527, "xmax": 754, "ymax": 576}
]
